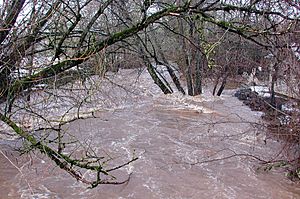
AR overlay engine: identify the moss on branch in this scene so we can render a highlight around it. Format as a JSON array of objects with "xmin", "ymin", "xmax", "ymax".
[
  {"xmin": 0, "ymin": 112, "xmax": 137, "ymax": 187},
  {"xmin": 7, "ymin": 4, "xmax": 190, "ymax": 100}
]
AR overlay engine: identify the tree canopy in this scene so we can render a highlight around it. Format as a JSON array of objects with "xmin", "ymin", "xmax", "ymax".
[{"xmin": 0, "ymin": 0, "xmax": 299, "ymax": 187}]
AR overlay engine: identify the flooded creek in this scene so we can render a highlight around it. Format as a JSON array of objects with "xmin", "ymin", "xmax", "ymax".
[{"xmin": 0, "ymin": 69, "xmax": 300, "ymax": 198}]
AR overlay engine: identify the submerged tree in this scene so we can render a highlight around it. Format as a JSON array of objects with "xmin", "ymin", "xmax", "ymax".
[{"xmin": 0, "ymin": 0, "xmax": 299, "ymax": 187}]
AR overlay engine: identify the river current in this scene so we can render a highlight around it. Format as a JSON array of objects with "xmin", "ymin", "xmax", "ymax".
[{"xmin": 0, "ymin": 69, "xmax": 300, "ymax": 198}]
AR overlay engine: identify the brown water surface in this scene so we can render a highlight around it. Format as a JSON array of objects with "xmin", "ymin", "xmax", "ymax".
[{"xmin": 0, "ymin": 70, "xmax": 300, "ymax": 198}]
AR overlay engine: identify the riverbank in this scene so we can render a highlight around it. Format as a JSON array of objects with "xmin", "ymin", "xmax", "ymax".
[{"xmin": 234, "ymin": 86, "xmax": 300, "ymax": 180}]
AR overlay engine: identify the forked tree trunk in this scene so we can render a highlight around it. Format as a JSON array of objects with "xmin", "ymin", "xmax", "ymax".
[
  {"xmin": 179, "ymin": 18, "xmax": 206, "ymax": 96},
  {"xmin": 150, "ymin": 26, "xmax": 186, "ymax": 95},
  {"xmin": 213, "ymin": 66, "xmax": 229, "ymax": 96}
]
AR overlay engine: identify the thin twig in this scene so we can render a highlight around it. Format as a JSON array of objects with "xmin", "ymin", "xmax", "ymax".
[{"xmin": 0, "ymin": 149, "xmax": 34, "ymax": 195}]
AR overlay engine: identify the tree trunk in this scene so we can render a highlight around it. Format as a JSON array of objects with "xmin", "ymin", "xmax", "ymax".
[
  {"xmin": 166, "ymin": 64, "xmax": 186, "ymax": 95},
  {"xmin": 154, "ymin": 39, "xmax": 185, "ymax": 94},
  {"xmin": 212, "ymin": 76, "xmax": 219, "ymax": 96},
  {"xmin": 217, "ymin": 73, "xmax": 228, "ymax": 96},
  {"xmin": 213, "ymin": 66, "xmax": 229, "ymax": 96},
  {"xmin": 270, "ymin": 63, "xmax": 278, "ymax": 106},
  {"xmin": 194, "ymin": 33, "xmax": 203, "ymax": 95},
  {"xmin": 179, "ymin": 19, "xmax": 194, "ymax": 95},
  {"xmin": 146, "ymin": 62, "xmax": 172, "ymax": 94}
]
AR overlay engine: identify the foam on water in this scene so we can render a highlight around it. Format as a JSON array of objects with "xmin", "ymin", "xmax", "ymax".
[{"xmin": 1, "ymin": 69, "xmax": 300, "ymax": 198}]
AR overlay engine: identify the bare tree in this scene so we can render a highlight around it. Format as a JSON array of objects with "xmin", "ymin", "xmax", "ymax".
[{"xmin": 0, "ymin": 0, "xmax": 299, "ymax": 187}]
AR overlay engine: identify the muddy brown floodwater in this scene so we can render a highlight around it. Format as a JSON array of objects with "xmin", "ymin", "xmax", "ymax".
[{"xmin": 0, "ymin": 69, "xmax": 300, "ymax": 199}]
